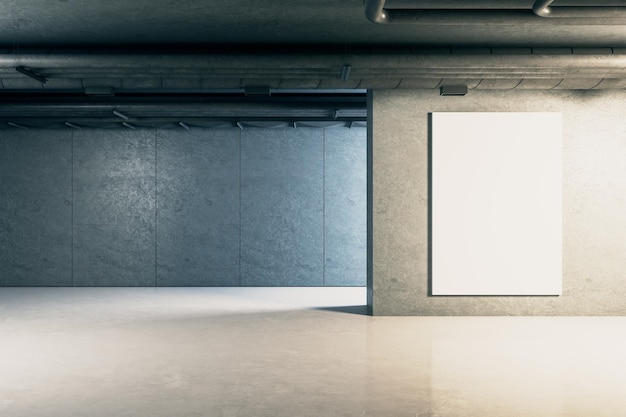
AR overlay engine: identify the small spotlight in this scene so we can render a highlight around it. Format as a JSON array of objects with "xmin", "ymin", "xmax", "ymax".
[
  {"xmin": 179, "ymin": 122, "xmax": 190, "ymax": 130},
  {"xmin": 440, "ymin": 85, "xmax": 468, "ymax": 96},
  {"xmin": 65, "ymin": 122, "xmax": 82, "ymax": 129},
  {"xmin": 113, "ymin": 110, "xmax": 129, "ymax": 120},
  {"xmin": 122, "ymin": 122, "xmax": 136, "ymax": 130},
  {"xmin": 8, "ymin": 121, "xmax": 28, "ymax": 129},
  {"xmin": 15, "ymin": 66, "xmax": 47, "ymax": 84}
]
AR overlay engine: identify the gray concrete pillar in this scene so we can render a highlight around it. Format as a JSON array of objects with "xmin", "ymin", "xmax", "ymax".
[{"xmin": 367, "ymin": 90, "xmax": 429, "ymax": 315}]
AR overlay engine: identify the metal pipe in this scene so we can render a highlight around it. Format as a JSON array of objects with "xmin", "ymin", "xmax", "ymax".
[
  {"xmin": 533, "ymin": 0, "xmax": 626, "ymax": 18},
  {"xmin": 0, "ymin": 54, "xmax": 347, "ymax": 71},
  {"xmin": 1, "ymin": 52, "xmax": 625, "ymax": 76},
  {"xmin": 365, "ymin": 0, "xmax": 389, "ymax": 24},
  {"xmin": 0, "ymin": 51, "xmax": 625, "ymax": 91},
  {"xmin": 533, "ymin": 0, "xmax": 553, "ymax": 16},
  {"xmin": 365, "ymin": 0, "xmax": 626, "ymax": 24}
]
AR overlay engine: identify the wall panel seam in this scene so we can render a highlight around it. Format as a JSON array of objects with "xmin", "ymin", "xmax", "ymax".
[
  {"xmin": 71, "ymin": 129, "xmax": 74, "ymax": 287},
  {"xmin": 238, "ymin": 128, "xmax": 242, "ymax": 287},
  {"xmin": 323, "ymin": 129, "xmax": 326, "ymax": 287}
]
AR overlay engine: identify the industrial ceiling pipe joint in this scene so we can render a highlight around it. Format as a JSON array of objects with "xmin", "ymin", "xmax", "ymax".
[{"xmin": 533, "ymin": 0, "xmax": 626, "ymax": 18}]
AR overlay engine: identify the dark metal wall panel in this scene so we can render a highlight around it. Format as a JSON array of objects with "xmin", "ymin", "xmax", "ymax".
[
  {"xmin": 240, "ymin": 128, "xmax": 325, "ymax": 286},
  {"xmin": 0, "ymin": 130, "xmax": 72, "ymax": 286},
  {"xmin": 156, "ymin": 129, "xmax": 240, "ymax": 286},
  {"xmin": 324, "ymin": 128, "xmax": 367, "ymax": 286},
  {"xmin": 72, "ymin": 130, "xmax": 156, "ymax": 286}
]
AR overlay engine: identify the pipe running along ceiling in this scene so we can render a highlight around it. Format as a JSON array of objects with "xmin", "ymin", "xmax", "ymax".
[
  {"xmin": 366, "ymin": 0, "xmax": 626, "ymax": 24},
  {"xmin": 1, "ymin": 48, "xmax": 626, "ymax": 92},
  {"xmin": 1, "ymin": 47, "xmax": 625, "ymax": 129},
  {"xmin": 2, "ymin": 2, "xmax": 626, "ymax": 128}
]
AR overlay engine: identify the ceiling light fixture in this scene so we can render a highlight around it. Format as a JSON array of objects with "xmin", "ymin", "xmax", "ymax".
[
  {"xmin": 236, "ymin": 122, "xmax": 244, "ymax": 129},
  {"xmin": 15, "ymin": 66, "xmax": 47, "ymax": 84},
  {"xmin": 178, "ymin": 122, "xmax": 190, "ymax": 130},
  {"xmin": 440, "ymin": 85, "xmax": 468, "ymax": 96},
  {"xmin": 122, "ymin": 122, "xmax": 136, "ymax": 130}
]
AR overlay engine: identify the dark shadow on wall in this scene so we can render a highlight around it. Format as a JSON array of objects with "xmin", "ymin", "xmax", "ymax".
[
  {"xmin": 427, "ymin": 113, "xmax": 434, "ymax": 297},
  {"xmin": 366, "ymin": 91, "xmax": 374, "ymax": 314}
]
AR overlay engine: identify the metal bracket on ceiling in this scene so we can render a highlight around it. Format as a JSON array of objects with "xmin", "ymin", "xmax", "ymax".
[
  {"xmin": 15, "ymin": 66, "xmax": 48, "ymax": 84},
  {"xmin": 365, "ymin": 0, "xmax": 626, "ymax": 24},
  {"xmin": 8, "ymin": 121, "xmax": 29, "ymax": 129}
]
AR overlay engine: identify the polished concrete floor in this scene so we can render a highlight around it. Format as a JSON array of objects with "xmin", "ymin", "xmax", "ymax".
[{"xmin": 1, "ymin": 287, "xmax": 625, "ymax": 417}]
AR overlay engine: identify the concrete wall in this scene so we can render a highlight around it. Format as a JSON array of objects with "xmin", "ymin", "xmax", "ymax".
[
  {"xmin": 369, "ymin": 89, "xmax": 626, "ymax": 315},
  {"xmin": 0, "ymin": 127, "xmax": 366, "ymax": 287}
]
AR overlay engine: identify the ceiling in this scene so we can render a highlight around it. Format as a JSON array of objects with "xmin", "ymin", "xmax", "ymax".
[
  {"xmin": 1, "ymin": 0, "xmax": 625, "ymax": 48},
  {"xmin": 1, "ymin": 0, "xmax": 625, "ymax": 129}
]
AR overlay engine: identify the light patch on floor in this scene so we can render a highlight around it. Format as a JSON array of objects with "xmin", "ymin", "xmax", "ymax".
[{"xmin": 0, "ymin": 288, "xmax": 625, "ymax": 417}]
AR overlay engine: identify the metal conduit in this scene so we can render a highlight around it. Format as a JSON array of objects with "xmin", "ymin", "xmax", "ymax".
[
  {"xmin": 365, "ymin": 0, "xmax": 626, "ymax": 24},
  {"xmin": 1, "ymin": 50, "xmax": 626, "ymax": 91},
  {"xmin": 2, "ymin": 52, "xmax": 626, "ymax": 74},
  {"xmin": 533, "ymin": 0, "xmax": 626, "ymax": 18},
  {"xmin": 2, "ymin": 52, "xmax": 626, "ymax": 75}
]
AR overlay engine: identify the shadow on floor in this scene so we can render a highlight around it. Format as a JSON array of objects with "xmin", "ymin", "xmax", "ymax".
[{"xmin": 313, "ymin": 305, "xmax": 370, "ymax": 315}]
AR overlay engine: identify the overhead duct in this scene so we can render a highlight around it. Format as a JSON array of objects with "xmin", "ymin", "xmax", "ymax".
[
  {"xmin": 365, "ymin": 0, "xmax": 626, "ymax": 24},
  {"xmin": 0, "ymin": 48, "xmax": 625, "ymax": 92}
]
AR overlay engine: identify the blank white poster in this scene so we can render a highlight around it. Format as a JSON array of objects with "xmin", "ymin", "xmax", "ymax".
[{"xmin": 432, "ymin": 112, "xmax": 562, "ymax": 295}]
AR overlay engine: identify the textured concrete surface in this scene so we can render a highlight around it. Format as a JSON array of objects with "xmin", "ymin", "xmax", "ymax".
[
  {"xmin": 324, "ymin": 128, "xmax": 367, "ymax": 286},
  {"xmin": 370, "ymin": 89, "xmax": 626, "ymax": 315},
  {"xmin": 370, "ymin": 90, "xmax": 425, "ymax": 315},
  {"xmin": 0, "ymin": 131, "xmax": 72, "ymax": 286},
  {"xmin": 73, "ymin": 130, "xmax": 156, "ymax": 286},
  {"xmin": 1, "ymin": 288, "xmax": 625, "ymax": 417},
  {"xmin": 1, "ymin": 127, "xmax": 366, "ymax": 287},
  {"xmin": 240, "ymin": 128, "xmax": 324, "ymax": 286},
  {"xmin": 156, "ymin": 129, "xmax": 240, "ymax": 286}
]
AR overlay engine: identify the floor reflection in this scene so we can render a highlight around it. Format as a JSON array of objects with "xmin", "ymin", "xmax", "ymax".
[{"xmin": 0, "ymin": 289, "xmax": 624, "ymax": 417}]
